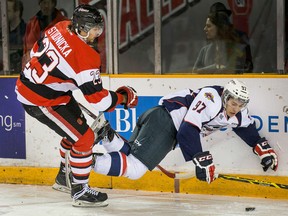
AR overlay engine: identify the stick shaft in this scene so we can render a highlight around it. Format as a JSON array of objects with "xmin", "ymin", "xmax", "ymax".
[
  {"xmin": 78, "ymin": 103, "xmax": 98, "ymax": 119},
  {"xmin": 218, "ymin": 174, "xmax": 288, "ymax": 189},
  {"xmin": 157, "ymin": 165, "xmax": 288, "ymax": 190}
]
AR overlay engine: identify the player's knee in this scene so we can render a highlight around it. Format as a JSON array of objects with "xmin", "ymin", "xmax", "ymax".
[
  {"xmin": 124, "ymin": 155, "xmax": 148, "ymax": 180},
  {"xmin": 73, "ymin": 128, "xmax": 94, "ymax": 153}
]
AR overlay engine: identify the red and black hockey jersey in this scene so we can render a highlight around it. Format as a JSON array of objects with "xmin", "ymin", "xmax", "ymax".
[{"xmin": 16, "ymin": 20, "xmax": 123, "ymax": 112}]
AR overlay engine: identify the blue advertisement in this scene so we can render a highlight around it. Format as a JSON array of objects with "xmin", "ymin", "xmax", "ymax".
[
  {"xmin": 105, "ymin": 96, "xmax": 160, "ymax": 140},
  {"xmin": 0, "ymin": 78, "xmax": 26, "ymax": 159}
]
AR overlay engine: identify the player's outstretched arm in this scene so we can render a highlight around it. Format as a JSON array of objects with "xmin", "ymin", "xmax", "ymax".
[
  {"xmin": 192, "ymin": 151, "xmax": 216, "ymax": 184},
  {"xmin": 253, "ymin": 137, "xmax": 278, "ymax": 172}
]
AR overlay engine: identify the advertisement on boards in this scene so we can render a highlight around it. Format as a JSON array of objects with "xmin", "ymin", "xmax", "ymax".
[
  {"xmin": 0, "ymin": 78, "xmax": 26, "ymax": 159},
  {"xmin": 105, "ymin": 96, "xmax": 160, "ymax": 140}
]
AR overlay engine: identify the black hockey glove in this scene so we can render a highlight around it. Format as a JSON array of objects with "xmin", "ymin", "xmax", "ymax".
[
  {"xmin": 192, "ymin": 151, "xmax": 216, "ymax": 184},
  {"xmin": 253, "ymin": 137, "xmax": 278, "ymax": 171}
]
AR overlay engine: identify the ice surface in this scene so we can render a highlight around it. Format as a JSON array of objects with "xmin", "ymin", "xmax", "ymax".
[{"xmin": 0, "ymin": 184, "xmax": 287, "ymax": 216}]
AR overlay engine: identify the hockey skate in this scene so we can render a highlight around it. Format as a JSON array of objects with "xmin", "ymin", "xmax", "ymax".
[
  {"xmin": 93, "ymin": 120, "xmax": 116, "ymax": 145},
  {"xmin": 52, "ymin": 162, "xmax": 72, "ymax": 193},
  {"xmin": 71, "ymin": 183, "xmax": 108, "ymax": 207}
]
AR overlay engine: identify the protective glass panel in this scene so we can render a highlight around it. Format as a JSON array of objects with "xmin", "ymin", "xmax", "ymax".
[
  {"xmin": 162, "ymin": 0, "xmax": 278, "ymax": 74},
  {"xmin": 118, "ymin": 0, "xmax": 155, "ymax": 74}
]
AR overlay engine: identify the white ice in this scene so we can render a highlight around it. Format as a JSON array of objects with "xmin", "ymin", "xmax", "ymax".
[{"xmin": 0, "ymin": 184, "xmax": 287, "ymax": 216}]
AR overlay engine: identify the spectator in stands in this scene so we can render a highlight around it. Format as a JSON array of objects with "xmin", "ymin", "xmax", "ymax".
[
  {"xmin": 209, "ymin": 2, "xmax": 253, "ymax": 72},
  {"xmin": 193, "ymin": 12, "xmax": 247, "ymax": 74},
  {"xmin": 22, "ymin": 0, "xmax": 68, "ymax": 67},
  {"xmin": 7, "ymin": 0, "xmax": 26, "ymax": 74}
]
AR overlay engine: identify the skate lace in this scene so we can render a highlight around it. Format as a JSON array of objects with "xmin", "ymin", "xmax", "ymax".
[
  {"xmin": 85, "ymin": 185, "xmax": 99, "ymax": 196},
  {"xmin": 73, "ymin": 184, "xmax": 99, "ymax": 200}
]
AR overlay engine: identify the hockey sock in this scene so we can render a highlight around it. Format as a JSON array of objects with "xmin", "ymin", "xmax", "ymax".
[
  {"xmin": 94, "ymin": 152, "xmax": 127, "ymax": 177},
  {"xmin": 70, "ymin": 147, "xmax": 92, "ymax": 184},
  {"xmin": 59, "ymin": 138, "xmax": 73, "ymax": 165}
]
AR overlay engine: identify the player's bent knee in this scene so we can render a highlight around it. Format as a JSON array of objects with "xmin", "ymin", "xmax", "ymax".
[
  {"xmin": 124, "ymin": 154, "xmax": 148, "ymax": 180},
  {"xmin": 73, "ymin": 128, "xmax": 95, "ymax": 153}
]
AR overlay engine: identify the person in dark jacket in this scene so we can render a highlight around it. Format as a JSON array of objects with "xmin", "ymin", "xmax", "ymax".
[
  {"xmin": 22, "ymin": 0, "xmax": 68, "ymax": 67},
  {"xmin": 210, "ymin": 2, "xmax": 253, "ymax": 72},
  {"xmin": 7, "ymin": 0, "xmax": 26, "ymax": 73}
]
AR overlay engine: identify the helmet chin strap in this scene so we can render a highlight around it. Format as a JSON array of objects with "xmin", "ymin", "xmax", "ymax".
[{"xmin": 75, "ymin": 29, "xmax": 90, "ymax": 42}]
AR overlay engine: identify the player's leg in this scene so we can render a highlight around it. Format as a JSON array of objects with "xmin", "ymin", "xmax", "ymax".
[
  {"xmin": 92, "ymin": 107, "xmax": 156, "ymax": 179},
  {"xmin": 128, "ymin": 106, "xmax": 177, "ymax": 171},
  {"xmin": 22, "ymin": 98, "xmax": 108, "ymax": 207},
  {"xmin": 69, "ymin": 128, "xmax": 108, "ymax": 207},
  {"xmin": 93, "ymin": 105, "xmax": 177, "ymax": 179},
  {"xmin": 22, "ymin": 103, "xmax": 75, "ymax": 193},
  {"xmin": 95, "ymin": 121, "xmax": 131, "ymax": 155},
  {"xmin": 93, "ymin": 152, "xmax": 148, "ymax": 179}
]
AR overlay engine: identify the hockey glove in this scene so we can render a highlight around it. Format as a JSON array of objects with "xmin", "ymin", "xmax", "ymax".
[
  {"xmin": 116, "ymin": 86, "xmax": 138, "ymax": 109},
  {"xmin": 253, "ymin": 137, "xmax": 278, "ymax": 171},
  {"xmin": 192, "ymin": 151, "xmax": 216, "ymax": 184}
]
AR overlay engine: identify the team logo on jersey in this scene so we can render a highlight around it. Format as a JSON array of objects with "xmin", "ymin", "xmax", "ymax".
[
  {"xmin": 77, "ymin": 118, "xmax": 83, "ymax": 125},
  {"xmin": 204, "ymin": 92, "xmax": 214, "ymax": 102}
]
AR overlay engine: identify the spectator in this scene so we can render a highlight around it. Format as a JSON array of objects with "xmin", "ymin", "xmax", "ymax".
[
  {"xmin": 210, "ymin": 2, "xmax": 253, "ymax": 72},
  {"xmin": 22, "ymin": 0, "xmax": 68, "ymax": 67},
  {"xmin": 7, "ymin": 0, "xmax": 26, "ymax": 74},
  {"xmin": 193, "ymin": 12, "xmax": 247, "ymax": 74}
]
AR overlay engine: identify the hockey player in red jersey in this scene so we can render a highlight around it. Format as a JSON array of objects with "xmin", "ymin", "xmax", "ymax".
[
  {"xmin": 92, "ymin": 79, "xmax": 278, "ymax": 183},
  {"xmin": 15, "ymin": 4, "xmax": 138, "ymax": 207}
]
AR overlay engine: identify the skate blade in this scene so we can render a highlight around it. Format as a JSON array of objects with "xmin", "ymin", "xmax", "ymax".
[
  {"xmin": 72, "ymin": 199, "xmax": 109, "ymax": 207},
  {"xmin": 52, "ymin": 183, "xmax": 71, "ymax": 194}
]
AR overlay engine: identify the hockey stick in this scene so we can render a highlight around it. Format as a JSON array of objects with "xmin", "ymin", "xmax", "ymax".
[
  {"xmin": 64, "ymin": 151, "xmax": 71, "ymax": 190},
  {"xmin": 78, "ymin": 102, "xmax": 130, "ymax": 142},
  {"xmin": 78, "ymin": 103, "xmax": 106, "ymax": 134},
  {"xmin": 78, "ymin": 102, "xmax": 99, "ymax": 120},
  {"xmin": 157, "ymin": 164, "xmax": 288, "ymax": 190}
]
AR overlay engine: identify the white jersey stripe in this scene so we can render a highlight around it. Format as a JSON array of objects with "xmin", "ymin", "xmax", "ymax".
[{"xmin": 39, "ymin": 106, "xmax": 79, "ymax": 141}]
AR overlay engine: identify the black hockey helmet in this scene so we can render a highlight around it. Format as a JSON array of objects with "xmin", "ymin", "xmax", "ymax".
[{"xmin": 72, "ymin": 4, "xmax": 104, "ymax": 33}]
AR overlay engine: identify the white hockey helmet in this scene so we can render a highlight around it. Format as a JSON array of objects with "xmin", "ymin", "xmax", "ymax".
[{"xmin": 222, "ymin": 79, "xmax": 250, "ymax": 107}]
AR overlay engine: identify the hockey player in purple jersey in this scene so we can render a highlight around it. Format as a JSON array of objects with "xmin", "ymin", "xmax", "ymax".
[{"xmin": 92, "ymin": 79, "xmax": 278, "ymax": 184}]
